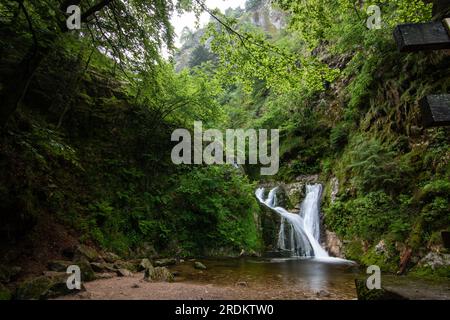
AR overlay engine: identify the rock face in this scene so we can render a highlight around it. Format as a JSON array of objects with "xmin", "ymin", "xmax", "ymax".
[
  {"xmin": 324, "ymin": 231, "xmax": 345, "ymax": 258},
  {"xmin": 144, "ymin": 267, "xmax": 174, "ymax": 282},
  {"xmin": 418, "ymin": 252, "xmax": 450, "ymax": 270},
  {"xmin": 329, "ymin": 177, "xmax": 339, "ymax": 204}
]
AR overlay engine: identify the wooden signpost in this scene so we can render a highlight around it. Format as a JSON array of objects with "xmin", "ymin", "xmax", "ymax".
[{"xmin": 393, "ymin": 0, "xmax": 450, "ymax": 129}]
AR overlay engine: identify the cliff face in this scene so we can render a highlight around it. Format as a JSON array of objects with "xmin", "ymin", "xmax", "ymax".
[{"xmin": 174, "ymin": 1, "xmax": 286, "ymax": 71}]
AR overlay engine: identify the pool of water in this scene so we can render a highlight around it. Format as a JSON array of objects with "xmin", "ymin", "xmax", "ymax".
[{"xmin": 170, "ymin": 257, "xmax": 361, "ymax": 299}]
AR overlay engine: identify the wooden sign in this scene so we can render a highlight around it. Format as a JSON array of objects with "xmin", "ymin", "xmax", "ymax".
[
  {"xmin": 420, "ymin": 95, "xmax": 450, "ymax": 128},
  {"xmin": 394, "ymin": 21, "xmax": 450, "ymax": 52}
]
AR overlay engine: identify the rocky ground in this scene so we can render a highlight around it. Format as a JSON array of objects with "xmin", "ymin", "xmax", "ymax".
[{"xmin": 57, "ymin": 273, "xmax": 344, "ymax": 300}]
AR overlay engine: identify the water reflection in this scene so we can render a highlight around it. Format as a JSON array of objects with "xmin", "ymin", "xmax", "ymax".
[{"xmin": 171, "ymin": 257, "xmax": 360, "ymax": 299}]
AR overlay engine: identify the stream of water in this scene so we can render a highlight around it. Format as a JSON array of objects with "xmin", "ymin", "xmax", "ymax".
[{"xmin": 256, "ymin": 184, "xmax": 330, "ymax": 258}]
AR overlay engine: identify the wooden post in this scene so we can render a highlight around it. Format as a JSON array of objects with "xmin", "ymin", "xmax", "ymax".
[
  {"xmin": 394, "ymin": 21, "xmax": 450, "ymax": 52},
  {"xmin": 420, "ymin": 95, "xmax": 450, "ymax": 128}
]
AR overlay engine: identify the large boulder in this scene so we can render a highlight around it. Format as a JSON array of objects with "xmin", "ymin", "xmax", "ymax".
[
  {"xmin": 47, "ymin": 258, "xmax": 95, "ymax": 282},
  {"xmin": 144, "ymin": 267, "xmax": 174, "ymax": 282},
  {"xmin": 16, "ymin": 273, "xmax": 84, "ymax": 300}
]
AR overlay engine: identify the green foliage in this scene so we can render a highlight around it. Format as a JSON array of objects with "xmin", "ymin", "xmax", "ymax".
[
  {"xmin": 172, "ymin": 166, "xmax": 262, "ymax": 254},
  {"xmin": 325, "ymin": 191, "xmax": 409, "ymax": 241},
  {"xmin": 345, "ymin": 135, "xmax": 411, "ymax": 193},
  {"xmin": 203, "ymin": 11, "xmax": 339, "ymax": 94}
]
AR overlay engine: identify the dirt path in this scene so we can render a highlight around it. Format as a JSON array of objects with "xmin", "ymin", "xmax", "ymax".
[{"xmin": 57, "ymin": 273, "xmax": 354, "ymax": 300}]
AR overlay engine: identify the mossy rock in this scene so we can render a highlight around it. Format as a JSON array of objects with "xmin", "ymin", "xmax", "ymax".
[
  {"xmin": 144, "ymin": 267, "xmax": 174, "ymax": 282},
  {"xmin": 76, "ymin": 259, "xmax": 96, "ymax": 282},
  {"xmin": 354, "ymin": 279, "xmax": 405, "ymax": 300},
  {"xmin": 138, "ymin": 258, "xmax": 153, "ymax": 272},
  {"xmin": 0, "ymin": 283, "xmax": 12, "ymax": 300},
  {"xmin": 75, "ymin": 245, "xmax": 101, "ymax": 262},
  {"xmin": 113, "ymin": 260, "xmax": 137, "ymax": 272},
  {"xmin": 15, "ymin": 274, "xmax": 83, "ymax": 300}
]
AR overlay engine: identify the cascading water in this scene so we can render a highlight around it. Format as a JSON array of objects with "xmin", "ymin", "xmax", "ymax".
[{"xmin": 256, "ymin": 184, "xmax": 329, "ymax": 258}]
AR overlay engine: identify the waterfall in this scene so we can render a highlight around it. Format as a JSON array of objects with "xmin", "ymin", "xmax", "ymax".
[{"xmin": 256, "ymin": 184, "xmax": 329, "ymax": 258}]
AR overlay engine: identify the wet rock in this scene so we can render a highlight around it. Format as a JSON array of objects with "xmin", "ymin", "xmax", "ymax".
[
  {"xmin": 239, "ymin": 249, "xmax": 260, "ymax": 257},
  {"xmin": 325, "ymin": 231, "xmax": 344, "ymax": 258},
  {"xmin": 285, "ymin": 182, "xmax": 305, "ymax": 208},
  {"xmin": 0, "ymin": 283, "xmax": 12, "ymax": 300},
  {"xmin": 16, "ymin": 274, "xmax": 84, "ymax": 300},
  {"xmin": 194, "ymin": 261, "xmax": 207, "ymax": 270},
  {"xmin": 316, "ymin": 290, "xmax": 331, "ymax": 298},
  {"xmin": 154, "ymin": 258, "xmax": 176, "ymax": 267},
  {"xmin": 144, "ymin": 267, "xmax": 174, "ymax": 282},
  {"xmin": 418, "ymin": 252, "xmax": 450, "ymax": 270},
  {"xmin": 116, "ymin": 269, "xmax": 133, "ymax": 277},
  {"xmin": 0, "ymin": 265, "xmax": 21, "ymax": 283},
  {"xmin": 138, "ymin": 258, "xmax": 153, "ymax": 272}
]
